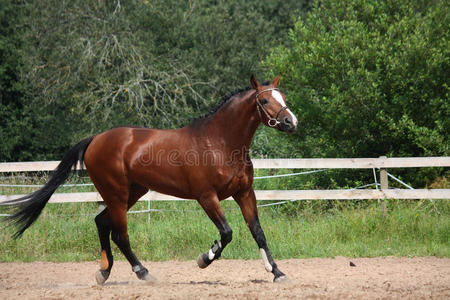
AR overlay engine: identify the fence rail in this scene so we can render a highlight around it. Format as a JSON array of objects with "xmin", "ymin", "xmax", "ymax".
[
  {"xmin": 0, "ymin": 189, "xmax": 448, "ymax": 204},
  {"xmin": 1, "ymin": 157, "xmax": 449, "ymax": 172},
  {"xmin": 0, "ymin": 157, "xmax": 449, "ymax": 204}
]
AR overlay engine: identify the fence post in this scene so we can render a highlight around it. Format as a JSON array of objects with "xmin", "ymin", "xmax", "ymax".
[{"xmin": 379, "ymin": 156, "xmax": 388, "ymax": 217}]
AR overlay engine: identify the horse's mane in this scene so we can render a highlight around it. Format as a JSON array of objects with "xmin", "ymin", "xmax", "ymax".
[
  {"xmin": 193, "ymin": 87, "xmax": 252, "ymax": 121},
  {"xmin": 193, "ymin": 81, "xmax": 270, "ymax": 122}
]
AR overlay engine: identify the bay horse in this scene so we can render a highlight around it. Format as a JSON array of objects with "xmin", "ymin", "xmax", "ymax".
[{"xmin": 5, "ymin": 75, "xmax": 298, "ymax": 284}]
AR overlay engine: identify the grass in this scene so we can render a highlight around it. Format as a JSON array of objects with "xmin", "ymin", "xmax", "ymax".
[
  {"xmin": 0, "ymin": 199, "xmax": 448, "ymax": 262},
  {"xmin": 0, "ymin": 171, "xmax": 448, "ymax": 262}
]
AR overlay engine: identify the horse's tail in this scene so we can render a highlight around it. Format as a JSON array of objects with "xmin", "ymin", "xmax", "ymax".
[{"xmin": 4, "ymin": 137, "xmax": 94, "ymax": 238}]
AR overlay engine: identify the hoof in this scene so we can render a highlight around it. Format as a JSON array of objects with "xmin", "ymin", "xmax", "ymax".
[
  {"xmin": 197, "ymin": 253, "xmax": 210, "ymax": 269},
  {"xmin": 141, "ymin": 272, "xmax": 158, "ymax": 283},
  {"xmin": 136, "ymin": 268, "xmax": 158, "ymax": 283},
  {"xmin": 274, "ymin": 275, "xmax": 290, "ymax": 283},
  {"xmin": 95, "ymin": 270, "xmax": 110, "ymax": 285}
]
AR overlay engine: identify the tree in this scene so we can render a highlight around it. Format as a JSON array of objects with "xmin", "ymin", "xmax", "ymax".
[
  {"xmin": 265, "ymin": 0, "xmax": 449, "ymax": 160},
  {"xmin": 0, "ymin": 0, "xmax": 33, "ymax": 161}
]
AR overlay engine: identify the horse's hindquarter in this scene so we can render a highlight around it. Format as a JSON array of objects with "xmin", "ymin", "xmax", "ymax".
[{"xmin": 84, "ymin": 127, "xmax": 135, "ymax": 184}]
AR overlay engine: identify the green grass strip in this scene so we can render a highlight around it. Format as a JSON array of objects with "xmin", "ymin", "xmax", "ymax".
[{"xmin": 1, "ymin": 199, "xmax": 448, "ymax": 262}]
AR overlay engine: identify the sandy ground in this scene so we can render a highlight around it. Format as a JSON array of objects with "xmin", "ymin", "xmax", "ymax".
[{"xmin": 0, "ymin": 257, "xmax": 449, "ymax": 299}]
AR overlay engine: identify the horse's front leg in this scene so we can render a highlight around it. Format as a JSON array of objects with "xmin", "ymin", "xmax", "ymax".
[
  {"xmin": 234, "ymin": 188, "xmax": 288, "ymax": 283},
  {"xmin": 196, "ymin": 191, "xmax": 232, "ymax": 268}
]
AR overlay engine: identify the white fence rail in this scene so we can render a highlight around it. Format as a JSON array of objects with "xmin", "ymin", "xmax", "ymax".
[
  {"xmin": 1, "ymin": 157, "xmax": 449, "ymax": 172},
  {"xmin": 0, "ymin": 189, "xmax": 448, "ymax": 204},
  {"xmin": 0, "ymin": 157, "xmax": 449, "ymax": 204}
]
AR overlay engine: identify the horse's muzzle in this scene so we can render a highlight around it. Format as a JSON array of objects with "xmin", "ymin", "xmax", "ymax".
[{"xmin": 280, "ymin": 116, "xmax": 297, "ymax": 133}]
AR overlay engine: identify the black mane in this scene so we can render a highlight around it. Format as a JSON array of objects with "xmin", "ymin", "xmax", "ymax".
[
  {"xmin": 193, "ymin": 86, "xmax": 252, "ymax": 121},
  {"xmin": 193, "ymin": 81, "xmax": 270, "ymax": 122}
]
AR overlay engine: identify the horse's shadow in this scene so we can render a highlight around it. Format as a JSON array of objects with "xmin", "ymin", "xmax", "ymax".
[
  {"xmin": 176, "ymin": 280, "xmax": 228, "ymax": 286},
  {"xmin": 102, "ymin": 281, "xmax": 132, "ymax": 286},
  {"xmin": 97, "ymin": 278, "xmax": 270, "ymax": 287},
  {"xmin": 175, "ymin": 279, "xmax": 270, "ymax": 285}
]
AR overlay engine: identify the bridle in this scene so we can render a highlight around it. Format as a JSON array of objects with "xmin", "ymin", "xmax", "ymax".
[{"xmin": 255, "ymin": 88, "xmax": 288, "ymax": 127}]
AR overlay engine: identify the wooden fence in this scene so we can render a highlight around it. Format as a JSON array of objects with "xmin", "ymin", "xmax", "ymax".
[{"xmin": 0, "ymin": 157, "xmax": 449, "ymax": 206}]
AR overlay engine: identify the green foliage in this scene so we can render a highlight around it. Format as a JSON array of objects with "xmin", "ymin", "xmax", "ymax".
[
  {"xmin": 265, "ymin": 0, "xmax": 449, "ymax": 159},
  {"xmin": 0, "ymin": 0, "xmax": 33, "ymax": 161}
]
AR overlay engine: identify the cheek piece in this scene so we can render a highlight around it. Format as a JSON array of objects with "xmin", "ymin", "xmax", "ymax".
[{"xmin": 255, "ymin": 88, "xmax": 288, "ymax": 127}]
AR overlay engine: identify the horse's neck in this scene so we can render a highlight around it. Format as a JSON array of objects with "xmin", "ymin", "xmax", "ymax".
[{"xmin": 206, "ymin": 90, "xmax": 260, "ymax": 149}]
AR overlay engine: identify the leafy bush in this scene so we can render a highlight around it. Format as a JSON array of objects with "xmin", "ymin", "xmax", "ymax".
[{"xmin": 265, "ymin": 0, "xmax": 448, "ymax": 159}]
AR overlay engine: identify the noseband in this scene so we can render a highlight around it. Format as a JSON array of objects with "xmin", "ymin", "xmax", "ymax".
[{"xmin": 255, "ymin": 88, "xmax": 288, "ymax": 127}]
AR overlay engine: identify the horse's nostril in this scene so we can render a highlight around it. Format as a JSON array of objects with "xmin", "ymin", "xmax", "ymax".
[{"xmin": 283, "ymin": 117, "xmax": 292, "ymax": 125}]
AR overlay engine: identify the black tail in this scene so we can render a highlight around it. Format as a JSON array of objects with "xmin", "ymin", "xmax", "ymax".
[{"xmin": 4, "ymin": 137, "xmax": 94, "ymax": 238}]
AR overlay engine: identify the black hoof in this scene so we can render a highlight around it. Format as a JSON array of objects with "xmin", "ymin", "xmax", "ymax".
[
  {"xmin": 274, "ymin": 274, "xmax": 289, "ymax": 283},
  {"xmin": 135, "ymin": 267, "xmax": 157, "ymax": 283},
  {"xmin": 95, "ymin": 269, "xmax": 110, "ymax": 285},
  {"xmin": 197, "ymin": 253, "xmax": 212, "ymax": 269},
  {"xmin": 136, "ymin": 267, "xmax": 149, "ymax": 279}
]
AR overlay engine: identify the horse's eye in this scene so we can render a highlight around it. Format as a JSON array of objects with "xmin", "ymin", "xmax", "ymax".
[{"xmin": 261, "ymin": 98, "xmax": 269, "ymax": 105}]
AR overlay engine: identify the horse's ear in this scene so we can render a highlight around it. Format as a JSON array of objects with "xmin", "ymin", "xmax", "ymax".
[
  {"xmin": 250, "ymin": 75, "xmax": 260, "ymax": 90},
  {"xmin": 272, "ymin": 74, "xmax": 281, "ymax": 88}
]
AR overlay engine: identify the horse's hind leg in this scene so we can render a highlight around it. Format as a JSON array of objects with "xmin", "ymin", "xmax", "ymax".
[
  {"xmin": 94, "ymin": 207, "xmax": 114, "ymax": 285},
  {"xmin": 92, "ymin": 180, "xmax": 155, "ymax": 284},
  {"xmin": 107, "ymin": 183, "xmax": 157, "ymax": 283},
  {"xmin": 109, "ymin": 206, "xmax": 156, "ymax": 282},
  {"xmin": 196, "ymin": 191, "xmax": 233, "ymax": 268}
]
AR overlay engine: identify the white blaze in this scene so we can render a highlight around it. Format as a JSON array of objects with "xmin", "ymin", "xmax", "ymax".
[
  {"xmin": 272, "ymin": 90, "xmax": 298, "ymax": 126},
  {"xmin": 272, "ymin": 90, "xmax": 286, "ymax": 106},
  {"xmin": 287, "ymin": 108, "xmax": 298, "ymax": 126}
]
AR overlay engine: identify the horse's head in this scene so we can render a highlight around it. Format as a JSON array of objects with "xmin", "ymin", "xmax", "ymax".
[{"xmin": 251, "ymin": 75, "xmax": 298, "ymax": 133}]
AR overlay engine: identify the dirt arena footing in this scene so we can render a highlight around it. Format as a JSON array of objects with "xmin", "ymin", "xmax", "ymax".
[{"xmin": 1, "ymin": 257, "xmax": 449, "ymax": 299}]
